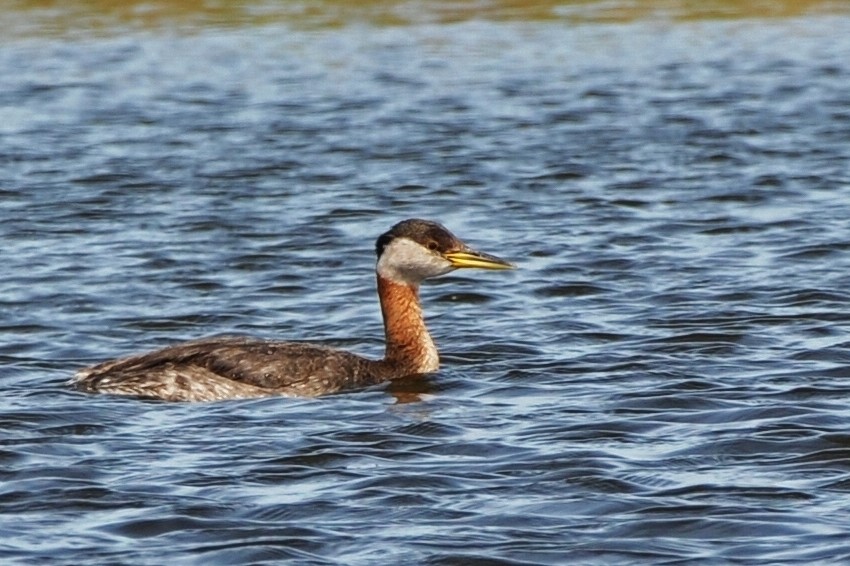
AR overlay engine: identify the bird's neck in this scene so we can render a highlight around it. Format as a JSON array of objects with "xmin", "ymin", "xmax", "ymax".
[{"xmin": 376, "ymin": 274, "xmax": 439, "ymax": 375}]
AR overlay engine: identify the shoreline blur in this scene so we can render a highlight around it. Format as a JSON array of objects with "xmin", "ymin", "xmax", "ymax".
[{"xmin": 3, "ymin": 0, "xmax": 848, "ymax": 39}]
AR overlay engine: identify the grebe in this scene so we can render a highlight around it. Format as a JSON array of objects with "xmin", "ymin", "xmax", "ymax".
[{"xmin": 71, "ymin": 219, "xmax": 514, "ymax": 402}]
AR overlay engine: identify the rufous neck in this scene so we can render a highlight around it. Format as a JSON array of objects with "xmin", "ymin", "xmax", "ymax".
[{"xmin": 376, "ymin": 274, "xmax": 439, "ymax": 374}]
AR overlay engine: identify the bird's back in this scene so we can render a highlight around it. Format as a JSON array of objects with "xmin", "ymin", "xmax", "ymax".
[{"xmin": 71, "ymin": 336, "xmax": 387, "ymax": 401}]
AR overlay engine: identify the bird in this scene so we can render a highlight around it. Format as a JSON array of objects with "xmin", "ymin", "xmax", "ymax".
[{"xmin": 70, "ymin": 219, "xmax": 514, "ymax": 402}]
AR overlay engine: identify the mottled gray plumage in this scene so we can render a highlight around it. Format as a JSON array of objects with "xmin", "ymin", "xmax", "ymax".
[
  {"xmin": 73, "ymin": 336, "xmax": 393, "ymax": 401},
  {"xmin": 71, "ymin": 218, "xmax": 513, "ymax": 402}
]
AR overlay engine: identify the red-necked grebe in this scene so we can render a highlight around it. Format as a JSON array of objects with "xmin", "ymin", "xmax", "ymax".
[{"xmin": 71, "ymin": 219, "xmax": 514, "ymax": 401}]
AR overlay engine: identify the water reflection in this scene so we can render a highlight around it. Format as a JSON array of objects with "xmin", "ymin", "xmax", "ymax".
[{"xmin": 384, "ymin": 373, "xmax": 438, "ymax": 404}]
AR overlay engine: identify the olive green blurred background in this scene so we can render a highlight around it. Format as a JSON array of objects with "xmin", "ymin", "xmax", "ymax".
[{"xmin": 4, "ymin": 0, "xmax": 847, "ymax": 37}]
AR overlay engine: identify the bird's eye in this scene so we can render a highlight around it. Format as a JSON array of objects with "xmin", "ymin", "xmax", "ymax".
[{"xmin": 427, "ymin": 241, "xmax": 438, "ymax": 251}]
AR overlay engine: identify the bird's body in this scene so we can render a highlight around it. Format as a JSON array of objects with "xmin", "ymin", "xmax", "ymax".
[
  {"xmin": 71, "ymin": 219, "xmax": 513, "ymax": 402},
  {"xmin": 72, "ymin": 336, "xmax": 394, "ymax": 401}
]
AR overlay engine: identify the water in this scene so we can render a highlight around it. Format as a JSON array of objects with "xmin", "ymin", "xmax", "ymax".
[{"xmin": 3, "ymin": 3, "xmax": 850, "ymax": 564}]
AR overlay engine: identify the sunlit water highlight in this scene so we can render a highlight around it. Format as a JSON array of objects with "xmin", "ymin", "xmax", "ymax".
[{"xmin": 2, "ymin": 6, "xmax": 850, "ymax": 565}]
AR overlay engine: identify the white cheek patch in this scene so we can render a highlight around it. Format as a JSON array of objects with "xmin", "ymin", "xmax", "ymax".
[{"xmin": 377, "ymin": 238, "xmax": 454, "ymax": 284}]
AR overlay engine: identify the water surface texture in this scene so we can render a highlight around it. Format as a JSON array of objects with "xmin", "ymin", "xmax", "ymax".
[{"xmin": 3, "ymin": 2, "xmax": 850, "ymax": 564}]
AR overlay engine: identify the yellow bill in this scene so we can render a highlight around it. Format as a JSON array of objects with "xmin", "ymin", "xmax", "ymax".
[{"xmin": 445, "ymin": 249, "xmax": 515, "ymax": 270}]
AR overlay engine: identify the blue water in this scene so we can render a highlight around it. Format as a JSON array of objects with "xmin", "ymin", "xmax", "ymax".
[{"xmin": 3, "ymin": 10, "xmax": 850, "ymax": 565}]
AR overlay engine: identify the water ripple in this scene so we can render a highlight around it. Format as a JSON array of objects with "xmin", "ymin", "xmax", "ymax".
[{"xmin": 3, "ymin": 13, "xmax": 850, "ymax": 566}]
